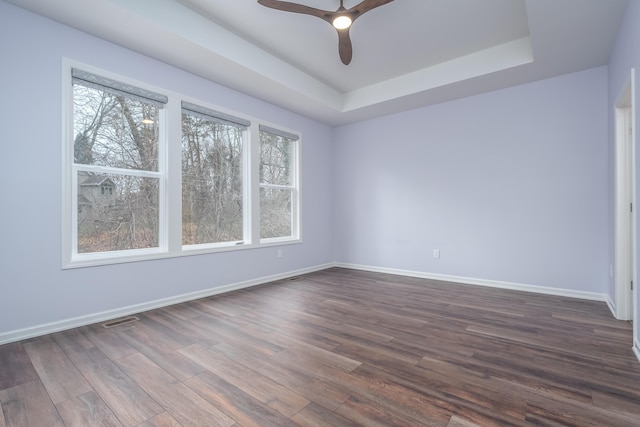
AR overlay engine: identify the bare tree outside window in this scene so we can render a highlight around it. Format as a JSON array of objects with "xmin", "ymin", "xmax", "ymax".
[
  {"xmin": 66, "ymin": 67, "xmax": 300, "ymax": 267},
  {"xmin": 260, "ymin": 131, "xmax": 295, "ymax": 239},
  {"xmin": 73, "ymin": 84, "xmax": 160, "ymax": 253},
  {"xmin": 181, "ymin": 113, "xmax": 244, "ymax": 245}
]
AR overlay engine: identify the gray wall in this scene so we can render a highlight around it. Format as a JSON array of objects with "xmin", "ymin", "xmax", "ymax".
[
  {"xmin": 0, "ymin": 1, "xmax": 334, "ymax": 339},
  {"xmin": 333, "ymin": 67, "xmax": 609, "ymax": 294}
]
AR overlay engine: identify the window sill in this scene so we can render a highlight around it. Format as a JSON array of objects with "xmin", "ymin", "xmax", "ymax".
[{"xmin": 63, "ymin": 238, "xmax": 302, "ymax": 269}]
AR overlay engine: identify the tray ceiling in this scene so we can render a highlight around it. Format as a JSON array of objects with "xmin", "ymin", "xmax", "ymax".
[{"xmin": 6, "ymin": 0, "xmax": 629, "ymax": 125}]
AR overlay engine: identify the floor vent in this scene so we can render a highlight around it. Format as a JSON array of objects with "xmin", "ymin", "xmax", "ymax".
[
  {"xmin": 287, "ymin": 276, "xmax": 302, "ymax": 281},
  {"xmin": 102, "ymin": 316, "xmax": 139, "ymax": 328}
]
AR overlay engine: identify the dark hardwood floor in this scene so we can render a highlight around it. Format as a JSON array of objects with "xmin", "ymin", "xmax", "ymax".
[{"xmin": 1, "ymin": 267, "xmax": 640, "ymax": 426}]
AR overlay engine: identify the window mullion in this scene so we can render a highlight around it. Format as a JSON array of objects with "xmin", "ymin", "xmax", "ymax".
[
  {"xmin": 259, "ymin": 183, "xmax": 294, "ymax": 190},
  {"xmin": 75, "ymin": 164, "xmax": 162, "ymax": 179},
  {"xmin": 62, "ymin": 65, "xmax": 75, "ymax": 267},
  {"xmin": 70, "ymin": 165, "xmax": 79, "ymax": 257},
  {"xmin": 294, "ymin": 139, "xmax": 301, "ymax": 240},
  {"xmin": 165, "ymin": 97, "xmax": 183, "ymax": 253},
  {"xmin": 248, "ymin": 123, "xmax": 261, "ymax": 245}
]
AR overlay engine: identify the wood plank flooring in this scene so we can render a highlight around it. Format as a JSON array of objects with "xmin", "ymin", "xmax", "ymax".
[{"xmin": 1, "ymin": 267, "xmax": 640, "ymax": 426}]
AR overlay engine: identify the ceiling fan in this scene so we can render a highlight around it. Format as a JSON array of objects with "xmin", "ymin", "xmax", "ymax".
[{"xmin": 257, "ymin": 0, "xmax": 395, "ymax": 65}]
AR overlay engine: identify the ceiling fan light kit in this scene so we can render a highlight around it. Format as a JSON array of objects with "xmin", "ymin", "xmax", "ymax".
[
  {"xmin": 257, "ymin": 0, "xmax": 395, "ymax": 65},
  {"xmin": 332, "ymin": 15, "xmax": 352, "ymax": 29}
]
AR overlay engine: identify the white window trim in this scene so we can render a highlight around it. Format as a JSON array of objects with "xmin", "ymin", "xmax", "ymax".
[
  {"xmin": 258, "ymin": 133, "xmax": 301, "ymax": 244},
  {"xmin": 62, "ymin": 59, "xmax": 301, "ymax": 269}
]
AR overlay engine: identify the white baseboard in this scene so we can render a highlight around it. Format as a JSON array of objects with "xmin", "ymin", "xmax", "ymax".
[
  {"xmin": 0, "ymin": 263, "xmax": 333, "ymax": 345},
  {"xmin": 634, "ymin": 341, "xmax": 640, "ymax": 363},
  {"xmin": 606, "ymin": 295, "xmax": 617, "ymax": 317},
  {"xmin": 0, "ymin": 262, "xmax": 613, "ymax": 345},
  {"xmin": 334, "ymin": 262, "xmax": 608, "ymax": 302}
]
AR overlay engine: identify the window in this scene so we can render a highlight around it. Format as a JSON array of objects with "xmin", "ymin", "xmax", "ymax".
[
  {"xmin": 64, "ymin": 64, "xmax": 300, "ymax": 267},
  {"xmin": 181, "ymin": 102, "xmax": 247, "ymax": 246},
  {"xmin": 259, "ymin": 126, "xmax": 299, "ymax": 240},
  {"xmin": 72, "ymin": 69, "xmax": 165, "ymax": 254}
]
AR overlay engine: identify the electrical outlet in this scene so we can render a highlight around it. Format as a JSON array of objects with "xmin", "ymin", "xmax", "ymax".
[
  {"xmin": 433, "ymin": 249, "xmax": 440, "ymax": 259},
  {"xmin": 277, "ymin": 249, "xmax": 283, "ymax": 258}
]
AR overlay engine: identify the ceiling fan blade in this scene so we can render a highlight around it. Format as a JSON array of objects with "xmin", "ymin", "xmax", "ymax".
[
  {"xmin": 257, "ymin": 0, "xmax": 396, "ymax": 65},
  {"xmin": 337, "ymin": 28, "xmax": 353, "ymax": 65},
  {"xmin": 257, "ymin": 0, "xmax": 333, "ymax": 22},
  {"xmin": 348, "ymin": 0, "xmax": 395, "ymax": 21}
]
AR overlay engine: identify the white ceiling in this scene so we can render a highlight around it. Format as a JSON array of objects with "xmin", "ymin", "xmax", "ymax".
[{"xmin": 5, "ymin": 0, "xmax": 629, "ymax": 126}]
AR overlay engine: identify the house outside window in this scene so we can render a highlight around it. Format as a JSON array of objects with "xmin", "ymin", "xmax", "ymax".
[{"xmin": 72, "ymin": 69, "xmax": 164, "ymax": 254}]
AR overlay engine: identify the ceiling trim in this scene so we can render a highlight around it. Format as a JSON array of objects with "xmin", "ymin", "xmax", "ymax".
[
  {"xmin": 5, "ymin": 0, "xmax": 629, "ymax": 126},
  {"xmin": 343, "ymin": 37, "xmax": 533, "ymax": 111}
]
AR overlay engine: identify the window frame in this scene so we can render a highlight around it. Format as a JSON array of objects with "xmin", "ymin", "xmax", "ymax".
[
  {"xmin": 258, "ymin": 127, "xmax": 301, "ymax": 243},
  {"xmin": 62, "ymin": 60, "xmax": 301, "ymax": 269},
  {"xmin": 180, "ymin": 102, "xmax": 249, "ymax": 249}
]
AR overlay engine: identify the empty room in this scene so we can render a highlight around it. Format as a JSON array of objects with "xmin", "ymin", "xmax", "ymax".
[{"xmin": 1, "ymin": 0, "xmax": 640, "ymax": 425}]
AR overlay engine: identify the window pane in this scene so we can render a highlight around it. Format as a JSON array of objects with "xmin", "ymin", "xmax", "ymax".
[
  {"xmin": 260, "ymin": 188, "xmax": 292, "ymax": 239},
  {"xmin": 260, "ymin": 131, "xmax": 292, "ymax": 186},
  {"xmin": 182, "ymin": 113, "xmax": 243, "ymax": 245},
  {"xmin": 73, "ymin": 83, "xmax": 159, "ymax": 171},
  {"xmin": 77, "ymin": 172, "xmax": 159, "ymax": 253}
]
